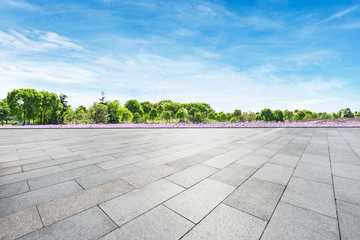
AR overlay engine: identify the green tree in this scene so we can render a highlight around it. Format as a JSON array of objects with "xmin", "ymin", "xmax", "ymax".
[
  {"xmin": 164, "ymin": 102, "xmax": 181, "ymax": 114},
  {"xmin": 193, "ymin": 112, "xmax": 203, "ymax": 122},
  {"xmin": 107, "ymin": 100, "xmax": 122, "ymax": 123},
  {"xmin": 175, "ymin": 109, "xmax": 186, "ymax": 122},
  {"xmin": 6, "ymin": 89, "xmax": 41, "ymax": 125},
  {"xmin": 293, "ymin": 111, "xmax": 306, "ymax": 121},
  {"xmin": 124, "ymin": 99, "xmax": 144, "ymax": 116},
  {"xmin": 0, "ymin": 99, "xmax": 10, "ymax": 125},
  {"xmin": 216, "ymin": 112, "xmax": 227, "ymax": 122},
  {"xmin": 259, "ymin": 108, "xmax": 275, "ymax": 122},
  {"xmin": 207, "ymin": 112, "xmax": 216, "ymax": 120},
  {"xmin": 140, "ymin": 101, "xmax": 153, "ymax": 114},
  {"xmin": 99, "ymin": 91, "xmax": 109, "ymax": 105},
  {"xmin": 149, "ymin": 108, "xmax": 158, "ymax": 121},
  {"xmin": 120, "ymin": 108, "xmax": 133, "ymax": 123},
  {"xmin": 89, "ymin": 103, "xmax": 109, "ymax": 123},
  {"xmin": 274, "ymin": 110, "xmax": 284, "ymax": 122},
  {"xmin": 343, "ymin": 108, "xmax": 354, "ymax": 118},
  {"xmin": 38, "ymin": 91, "xmax": 59, "ymax": 124},
  {"xmin": 132, "ymin": 112, "xmax": 141, "ymax": 123},
  {"xmin": 162, "ymin": 111, "xmax": 172, "ymax": 122},
  {"xmin": 283, "ymin": 110, "xmax": 293, "ymax": 120},
  {"xmin": 188, "ymin": 108, "xmax": 197, "ymax": 117},
  {"xmin": 59, "ymin": 94, "xmax": 70, "ymax": 124},
  {"xmin": 157, "ymin": 105, "xmax": 164, "ymax": 114}
]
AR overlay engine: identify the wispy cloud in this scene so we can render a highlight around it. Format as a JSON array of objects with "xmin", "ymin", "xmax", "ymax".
[
  {"xmin": 2, "ymin": 0, "xmax": 40, "ymax": 11},
  {"xmin": 0, "ymin": 30, "xmax": 83, "ymax": 52},
  {"xmin": 320, "ymin": 5, "xmax": 359, "ymax": 24}
]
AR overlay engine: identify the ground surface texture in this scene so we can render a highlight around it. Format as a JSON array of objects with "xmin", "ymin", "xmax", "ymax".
[{"xmin": 0, "ymin": 128, "xmax": 359, "ymax": 240}]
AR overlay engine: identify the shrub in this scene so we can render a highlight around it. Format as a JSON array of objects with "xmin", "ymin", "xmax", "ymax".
[
  {"xmin": 120, "ymin": 108, "xmax": 133, "ymax": 123},
  {"xmin": 132, "ymin": 112, "xmax": 141, "ymax": 123},
  {"xmin": 175, "ymin": 109, "xmax": 186, "ymax": 121},
  {"xmin": 149, "ymin": 108, "xmax": 158, "ymax": 121},
  {"xmin": 193, "ymin": 112, "xmax": 202, "ymax": 122},
  {"xmin": 207, "ymin": 112, "xmax": 216, "ymax": 120},
  {"xmin": 162, "ymin": 111, "xmax": 172, "ymax": 122}
]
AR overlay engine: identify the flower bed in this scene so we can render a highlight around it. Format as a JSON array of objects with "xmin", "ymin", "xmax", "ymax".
[{"xmin": 1, "ymin": 120, "xmax": 360, "ymax": 128}]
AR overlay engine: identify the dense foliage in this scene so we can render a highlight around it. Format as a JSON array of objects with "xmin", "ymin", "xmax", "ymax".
[{"xmin": 0, "ymin": 89, "xmax": 359, "ymax": 125}]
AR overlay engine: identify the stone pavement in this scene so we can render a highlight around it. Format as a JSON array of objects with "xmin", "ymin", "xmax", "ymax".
[{"xmin": 0, "ymin": 128, "xmax": 359, "ymax": 239}]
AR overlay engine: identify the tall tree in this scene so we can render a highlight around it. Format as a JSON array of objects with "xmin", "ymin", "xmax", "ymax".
[
  {"xmin": 0, "ymin": 99, "xmax": 10, "ymax": 125},
  {"xmin": 59, "ymin": 94, "xmax": 70, "ymax": 124}
]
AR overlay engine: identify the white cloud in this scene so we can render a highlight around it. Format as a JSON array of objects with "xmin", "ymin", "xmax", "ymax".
[
  {"xmin": 2, "ymin": 0, "xmax": 40, "ymax": 11},
  {"xmin": 320, "ymin": 6, "xmax": 359, "ymax": 24},
  {"xmin": 0, "ymin": 29, "xmax": 82, "ymax": 52}
]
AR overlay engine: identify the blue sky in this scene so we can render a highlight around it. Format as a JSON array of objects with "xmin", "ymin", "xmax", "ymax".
[{"xmin": 0, "ymin": 0, "xmax": 359, "ymax": 112}]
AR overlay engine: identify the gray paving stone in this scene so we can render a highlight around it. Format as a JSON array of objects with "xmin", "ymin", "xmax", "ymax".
[
  {"xmin": 0, "ymin": 165, "xmax": 63, "ymax": 186},
  {"xmin": 224, "ymin": 177, "xmax": 285, "ymax": 220},
  {"xmin": 269, "ymin": 153, "xmax": 300, "ymax": 168},
  {"xmin": 334, "ymin": 176, "xmax": 360, "ymax": 205},
  {"xmin": 22, "ymin": 155, "xmax": 84, "ymax": 171},
  {"xmin": 97, "ymin": 155, "xmax": 148, "ymax": 170},
  {"xmin": 28, "ymin": 165, "xmax": 103, "ymax": 190},
  {"xmin": 122, "ymin": 164, "xmax": 179, "ymax": 188},
  {"xmin": 182, "ymin": 203, "xmax": 266, "ymax": 240},
  {"xmin": 0, "ymin": 166, "xmax": 22, "ymax": 177},
  {"xmin": 332, "ymin": 163, "xmax": 360, "ymax": 180},
  {"xmin": 0, "ymin": 207, "xmax": 43, "ymax": 240},
  {"xmin": 76, "ymin": 165, "xmax": 141, "ymax": 189},
  {"xmin": 38, "ymin": 178, "xmax": 134, "ymax": 226},
  {"xmin": 0, "ymin": 181, "xmax": 29, "ymax": 199},
  {"xmin": 281, "ymin": 177, "xmax": 337, "ymax": 218},
  {"xmin": 331, "ymin": 152, "xmax": 360, "ymax": 166},
  {"xmin": 301, "ymin": 154, "xmax": 330, "ymax": 167},
  {"xmin": 133, "ymin": 154, "xmax": 180, "ymax": 169},
  {"xmin": 0, "ymin": 156, "xmax": 52, "ymax": 169},
  {"xmin": 60, "ymin": 155, "xmax": 117, "ymax": 170},
  {"xmin": 166, "ymin": 164, "xmax": 218, "ymax": 188},
  {"xmin": 20, "ymin": 207, "xmax": 117, "ymax": 240},
  {"xmin": 0, "ymin": 180, "xmax": 82, "ymax": 218},
  {"xmin": 262, "ymin": 202, "xmax": 339, "ymax": 240},
  {"xmin": 100, "ymin": 205, "xmax": 194, "ymax": 240},
  {"xmin": 337, "ymin": 200, "xmax": 360, "ymax": 240},
  {"xmin": 164, "ymin": 178, "xmax": 235, "ymax": 223},
  {"xmin": 293, "ymin": 162, "xmax": 332, "ymax": 184},
  {"xmin": 210, "ymin": 163, "xmax": 257, "ymax": 187},
  {"xmin": 100, "ymin": 179, "xmax": 184, "ymax": 226},
  {"xmin": 202, "ymin": 154, "xmax": 240, "ymax": 169},
  {"xmin": 166, "ymin": 153, "xmax": 211, "ymax": 169},
  {"xmin": 252, "ymin": 163, "xmax": 293, "ymax": 185},
  {"xmin": 235, "ymin": 154, "xmax": 270, "ymax": 168}
]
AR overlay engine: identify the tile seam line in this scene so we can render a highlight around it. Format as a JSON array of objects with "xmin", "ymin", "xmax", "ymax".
[
  {"xmin": 259, "ymin": 127, "xmax": 316, "ymax": 239},
  {"xmin": 177, "ymin": 129, "xmax": 301, "ymax": 239}
]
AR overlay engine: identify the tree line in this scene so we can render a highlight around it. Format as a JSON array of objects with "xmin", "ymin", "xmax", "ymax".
[{"xmin": 0, "ymin": 89, "xmax": 359, "ymax": 125}]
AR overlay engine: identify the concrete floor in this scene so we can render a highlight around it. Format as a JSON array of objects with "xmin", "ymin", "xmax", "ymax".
[{"xmin": 0, "ymin": 128, "xmax": 359, "ymax": 239}]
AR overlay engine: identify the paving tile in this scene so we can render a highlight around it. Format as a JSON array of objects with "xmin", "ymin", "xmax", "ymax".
[
  {"xmin": 60, "ymin": 155, "xmax": 117, "ymax": 170},
  {"xmin": 164, "ymin": 178, "xmax": 235, "ymax": 223},
  {"xmin": 202, "ymin": 154, "xmax": 240, "ymax": 169},
  {"xmin": 0, "ymin": 207, "xmax": 43, "ymax": 240},
  {"xmin": 100, "ymin": 179, "xmax": 184, "ymax": 226},
  {"xmin": 133, "ymin": 154, "xmax": 179, "ymax": 169},
  {"xmin": 252, "ymin": 163, "xmax": 293, "ymax": 185},
  {"xmin": 38, "ymin": 178, "xmax": 134, "ymax": 226},
  {"xmin": 0, "ymin": 181, "xmax": 29, "ymax": 199},
  {"xmin": 281, "ymin": 177, "xmax": 337, "ymax": 218},
  {"xmin": 122, "ymin": 164, "xmax": 179, "ymax": 188},
  {"xmin": 182, "ymin": 204, "xmax": 266, "ymax": 240},
  {"xmin": 301, "ymin": 154, "xmax": 330, "ymax": 167},
  {"xmin": 268, "ymin": 153, "xmax": 300, "ymax": 168},
  {"xmin": 331, "ymin": 152, "xmax": 360, "ymax": 166},
  {"xmin": 0, "ymin": 165, "xmax": 63, "ymax": 186},
  {"xmin": 236, "ymin": 154, "xmax": 270, "ymax": 168},
  {"xmin": 332, "ymin": 163, "xmax": 360, "ymax": 180},
  {"xmin": 293, "ymin": 162, "xmax": 332, "ymax": 184},
  {"xmin": 0, "ymin": 180, "xmax": 82, "ymax": 218},
  {"xmin": 22, "ymin": 155, "xmax": 84, "ymax": 171},
  {"xmin": 337, "ymin": 200, "xmax": 360, "ymax": 240},
  {"xmin": 0, "ymin": 166, "xmax": 22, "ymax": 177},
  {"xmin": 166, "ymin": 164, "xmax": 218, "ymax": 188},
  {"xmin": 76, "ymin": 165, "xmax": 141, "ymax": 189},
  {"xmin": 20, "ymin": 207, "xmax": 117, "ymax": 240},
  {"xmin": 166, "ymin": 153, "xmax": 210, "ymax": 169},
  {"xmin": 100, "ymin": 205, "xmax": 194, "ymax": 240},
  {"xmin": 0, "ymin": 156, "xmax": 52, "ymax": 169},
  {"xmin": 224, "ymin": 177, "xmax": 284, "ymax": 220},
  {"xmin": 97, "ymin": 155, "xmax": 147, "ymax": 170},
  {"xmin": 28, "ymin": 165, "xmax": 103, "ymax": 190},
  {"xmin": 262, "ymin": 202, "xmax": 339, "ymax": 240},
  {"xmin": 334, "ymin": 176, "xmax": 360, "ymax": 205},
  {"xmin": 210, "ymin": 163, "xmax": 257, "ymax": 187}
]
